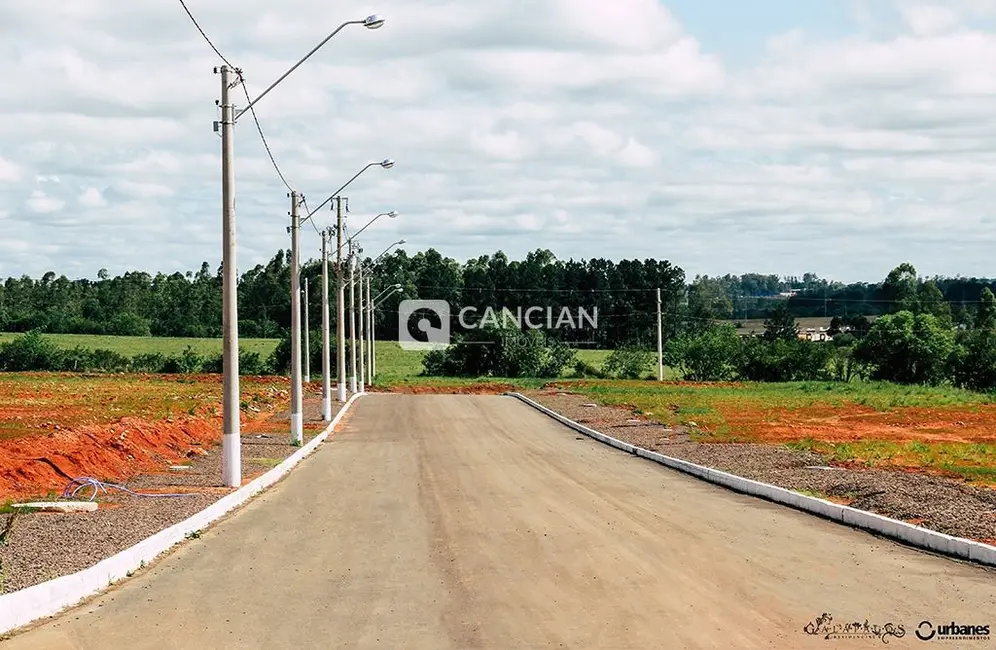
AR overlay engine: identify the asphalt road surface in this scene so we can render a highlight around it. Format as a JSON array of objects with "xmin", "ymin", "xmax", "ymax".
[{"xmin": 5, "ymin": 395, "xmax": 996, "ymax": 649}]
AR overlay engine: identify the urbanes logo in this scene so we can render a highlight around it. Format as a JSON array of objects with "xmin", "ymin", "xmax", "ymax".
[
  {"xmin": 915, "ymin": 620, "xmax": 990, "ymax": 642},
  {"xmin": 397, "ymin": 301, "xmax": 598, "ymax": 351}
]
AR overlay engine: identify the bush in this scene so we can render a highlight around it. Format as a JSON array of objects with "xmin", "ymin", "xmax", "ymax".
[
  {"xmin": 602, "ymin": 346, "xmax": 654, "ymax": 379},
  {"xmin": 572, "ymin": 358, "xmax": 607, "ymax": 379},
  {"xmin": 130, "ymin": 352, "xmax": 169, "ymax": 373},
  {"xmin": 421, "ymin": 326, "xmax": 577, "ymax": 378},
  {"xmin": 162, "ymin": 346, "xmax": 204, "ymax": 374},
  {"xmin": 950, "ymin": 330, "xmax": 996, "ymax": 391},
  {"xmin": 737, "ymin": 338, "xmax": 832, "ymax": 382},
  {"xmin": 665, "ymin": 324, "xmax": 741, "ymax": 381},
  {"xmin": 268, "ymin": 330, "xmax": 329, "ymax": 375},
  {"xmin": 0, "ymin": 330, "xmax": 63, "ymax": 371}
]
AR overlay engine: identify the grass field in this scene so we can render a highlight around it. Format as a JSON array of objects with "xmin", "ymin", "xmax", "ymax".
[
  {"xmin": 0, "ymin": 333, "xmax": 622, "ymax": 380},
  {"xmin": 553, "ymin": 379, "xmax": 996, "ymax": 485},
  {"xmin": 0, "ymin": 332, "xmax": 280, "ymax": 358}
]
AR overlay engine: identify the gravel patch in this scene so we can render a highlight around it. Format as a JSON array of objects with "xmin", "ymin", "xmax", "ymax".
[
  {"xmin": 0, "ymin": 393, "xmax": 349, "ymax": 595},
  {"xmin": 523, "ymin": 388, "xmax": 996, "ymax": 545}
]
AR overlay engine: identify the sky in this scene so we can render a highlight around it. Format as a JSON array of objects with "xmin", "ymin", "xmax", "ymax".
[{"xmin": 2, "ymin": 0, "xmax": 996, "ymax": 285}]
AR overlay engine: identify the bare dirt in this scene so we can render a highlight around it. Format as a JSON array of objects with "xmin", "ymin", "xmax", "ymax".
[{"xmin": 524, "ymin": 388, "xmax": 996, "ymax": 545}]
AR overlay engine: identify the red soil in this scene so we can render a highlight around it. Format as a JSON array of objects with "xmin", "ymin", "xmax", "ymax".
[
  {"xmin": 0, "ymin": 416, "xmax": 225, "ymax": 500},
  {"xmin": 724, "ymin": 404, "xmax": 996, "ymax": 444}
]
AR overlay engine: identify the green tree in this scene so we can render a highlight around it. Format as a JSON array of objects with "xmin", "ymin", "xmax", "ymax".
[
  {"xmin": 882, "ymin": 263, "xmax": 919, "ymax": 313},
  {"xmin": 975, "ymin": 287, "xmax": 996, "ymax": 331},
  {"xmin": 665, "ymin": 323, "xmax": 741, "ymax": 381},
  {"xmin": 917, "ymin": 280, "xmax": 951, "ymax": 326},
  {"xmin": 762, "ymin": 303, "xmax": 799, "ymax": 342},
  {"xmin": 854, "ymin": 311, "xmax": 953, "ymax": 385}
]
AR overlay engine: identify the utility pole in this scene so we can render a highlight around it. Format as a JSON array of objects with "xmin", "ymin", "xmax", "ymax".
[
  {"xmin": 366, "ymin": 277, "xmax": 374, "ymax": 385},
  {"xmin": 289, "ymin": 191, "xmax": 303, "ymax": 446},
  {"xmin": 336, "ymin": 197, "xmax": 347, "ymax": 402},
  {"xmin": 656, "ymin": 287, "xmax": 664, "ymax": 382},
  {"xmin": 349, "ymin": 246, "xmax": 358, "ymax": 394},
  {"xmin": 357, "ymin": 261, "xmax": 366, "ymax": 393},
  {"xmin": 320, "ymin": 230, "xmax": 332, "ymax": 420},
  {"xmin": 303, "ymin": 277, "xmax": 310, "ymax": 383},
  {"xmin": 216, "ymin": 65, "xmax": 241, "ymax": 488}
]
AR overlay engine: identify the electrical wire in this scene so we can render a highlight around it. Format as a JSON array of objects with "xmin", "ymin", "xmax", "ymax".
[
  {"xmin": 177, "ymin": 0, "xmax": 234, "ymax": 68},
  {"xmin": 239, "ymin": 78, "xmax": 294, "ymax": 193},
  {"xmin": 62, "ymin": 477, "xmax": 195, "ymax": 502},
  {"xmin": 176, "ymin": 1, "xmax": 296, "ymax": 194}
]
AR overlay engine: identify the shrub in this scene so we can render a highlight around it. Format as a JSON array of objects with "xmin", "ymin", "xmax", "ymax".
[
  {"xmin": 0, "ymin": 330, "xmax": 64, "ymax": 371},
  {"xmin": 130, "ymin": 352, "xmax": 169, "ymax": 373},
  {"xmin": 572, "ymin": 358, "xmax": 607, "ymax": 379},
  {"xmin": 163, "ymin": 346, "xmax": 204, "ymax": 374},
  {"xmin": 602, "ymin": 346, "xmax": 654, "ymax": 379},
  {"xmin": 421, "ymin": 325, "xmax": 576, "ymax": 378}
]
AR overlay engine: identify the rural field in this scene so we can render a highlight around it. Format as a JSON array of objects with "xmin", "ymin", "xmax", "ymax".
[
  {"xmin": 549, "ymin": 379, "xmax": 996, "ymax": 485},
  {"xmin": 0, "ymin": 332, "xmax": 280, "ymax": 358}
]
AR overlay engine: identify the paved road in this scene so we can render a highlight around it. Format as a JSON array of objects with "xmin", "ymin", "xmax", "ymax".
[{"xmin": 5, "ymin": 395, "xmax": 996, "ymax": 649}]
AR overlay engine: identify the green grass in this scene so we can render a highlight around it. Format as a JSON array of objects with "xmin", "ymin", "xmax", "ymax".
[{"xmin": 0, "ymin": 332, "xmax": 279, "ymax": 358}]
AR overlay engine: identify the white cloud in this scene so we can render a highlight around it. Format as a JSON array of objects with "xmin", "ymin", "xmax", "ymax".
[
  {"xmin": 26, "ymin": 190, "xmax": 65, "ymax": 214},
  {"xmin": 0, "ymin": 157, "xmax": 20, "ymax": 182},
  {"xmin": 78, "ymin": 187, "xmax": 107, "ymax": 207},
  {"xmin": 1, "ymin": 0, "xmax": 996, "ymax": 283}
]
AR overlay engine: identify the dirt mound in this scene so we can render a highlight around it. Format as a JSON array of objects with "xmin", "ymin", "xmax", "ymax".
[{"xmin": 0, "ymin": 415, "xmax": 224, "ymax": 499}]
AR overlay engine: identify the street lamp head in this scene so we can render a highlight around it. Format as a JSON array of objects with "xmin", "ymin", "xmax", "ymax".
[
  {"xmin": 379, "ymin": 159, "xmax": 395, "ymax": 169},
  {"xmin": 393, "ymin": 283, "xmax": 403, "ymax": 289},
  {"xmin": 364, "ymin": 14, "xmax": 386, "ymax": 29},
  {"xmin": 387, "ymin": 211, "xmax": 398, "ymax": 218},
  {"xmin": 398, "ymin": 239, "xmax": 407, "ymax": 245}
]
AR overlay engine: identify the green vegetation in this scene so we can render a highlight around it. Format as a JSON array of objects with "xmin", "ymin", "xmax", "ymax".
[{"xmin": 0, "ymin": 332, "xmax": 278, "ymax": 358}]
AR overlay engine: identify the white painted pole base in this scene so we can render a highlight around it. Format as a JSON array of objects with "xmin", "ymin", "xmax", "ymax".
[
  {"xmin": 322, "ymin": 395, "xmax": 332, "ymax": 421},
  {"xmin": 221, "ymin": 433, "xmax": 241, "ymax": 487},
  {"xmin": 337, "ymin": 384, "xmax": 346, "ymax": 402},
  {"xmin": 350, "ymin": 376, "xmax": 357, "ymax": 393},
  {"xmin": 290, "ymin": 413, "xmax": 303, "ymax": 446},
  {"xmin": 358, "ymin": 378, "xmax": 365, "ymax": 393}
]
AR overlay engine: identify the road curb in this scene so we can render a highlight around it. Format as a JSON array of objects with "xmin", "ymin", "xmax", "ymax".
[
  {"xmin": 504, "ymin": 391, "xmax": 996, "ymax": 569},
  {"xmin": 0, "ymin": 392, "xmax": 365, "ymax": 637}
]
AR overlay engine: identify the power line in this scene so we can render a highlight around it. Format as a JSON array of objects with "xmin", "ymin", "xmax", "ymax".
[
  {"xmin": 238, "ymin": 79, "xmax": 293, "ymax": 192},
  {"xmin": 176, "ymin": 0, "xmax": 234, "ymax": 68},
  {"xmin": 176, "ymin": 1, "xmax": 295, "ymax": 194}
]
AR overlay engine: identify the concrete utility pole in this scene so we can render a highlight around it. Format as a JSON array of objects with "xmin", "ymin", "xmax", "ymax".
[
  {"xmin": 336, "ymin": 197, "xmax": 347, "ymax": 402},
  {"xmin": 320, "ymin": 230, "xmax": 332, "ymax": 419},
  {"xmin": 357, "ymin": 261, "xmax": 366, "ymax": 393},
  {"xmin": 289, "ymin": 192, "xmax": 303, "ymax": 446},
  {"xmin": 216, "ymin": 64, "xmax": 241, "ymax": 487},
  {"xmin": 657, "ymin": 287, "xmax": 664, "ymax": 382},
  {"xmin": 349, "ymin": 247, "xmax": 358, "ymax": 394},
  {"xmin": 366, "ymin": 277, "xmax": 373, "ymax": 386},
  {"xmin": 303, "ymin": 278, "xmax": 310, "ymax": 384}
]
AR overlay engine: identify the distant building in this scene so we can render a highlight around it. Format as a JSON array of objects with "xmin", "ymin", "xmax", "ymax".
[{"xmin": 797, "ymin": 327, "xmax": 833, "ymax": 342}]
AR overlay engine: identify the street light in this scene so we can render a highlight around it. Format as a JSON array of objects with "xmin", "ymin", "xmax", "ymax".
[
  {"xmin": 213, "ymin": 14, "xmax": 386, "ymax": 487},
  {"xmin": 307, "ymin": 161, "xmax": 395, "ymax": 410}
]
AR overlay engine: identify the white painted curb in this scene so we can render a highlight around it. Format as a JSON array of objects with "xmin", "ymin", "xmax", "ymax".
[
  {"xmin": 0, "ymin": 392, "xmax": 365, "ymax": 636},
  {"xmin": 505, "ymin": 392, "xmax": 996, "ymax": 569}
]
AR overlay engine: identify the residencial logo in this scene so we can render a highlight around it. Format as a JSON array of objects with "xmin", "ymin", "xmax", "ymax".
[
  {"xmin": 398, "ymin": 300, "xmax": 451, "ymax": 350},
  {"xmin": 803, "ymin": 613, "xmax": 905, "ymax": 643},
  {"xmin": 915, "ymin": 620, "xmax": 990, "ymax": 642}
]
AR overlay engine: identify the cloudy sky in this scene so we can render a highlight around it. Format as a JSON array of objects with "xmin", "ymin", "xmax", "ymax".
[{"xmin": 2, "ymin": 0, "xmax": 996, "ymax": 284}]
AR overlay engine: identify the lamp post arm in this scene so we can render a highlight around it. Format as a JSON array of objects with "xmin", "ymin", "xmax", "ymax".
[{"xmin": 235, "ymin": 20, "xmax": 363, "ymax": 121}]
